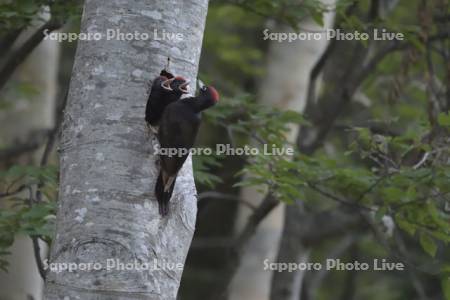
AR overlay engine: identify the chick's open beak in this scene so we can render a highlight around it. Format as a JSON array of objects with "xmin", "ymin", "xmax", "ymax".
[
  {"xmin": 161, "ymin": 78, "xmax": 175, "ymax": 91},
  {"xmin": 179, "ymin": 80, "xmax": 190, "ymax": 94}
]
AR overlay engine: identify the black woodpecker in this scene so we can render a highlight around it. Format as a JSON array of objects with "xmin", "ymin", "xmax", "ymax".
[
  {"xmin": 145, "ymin": 72, "xmax": 190, "ymax": 134},
  {"xmin": 155, "ymin": 83, "xmax": 219, "ymax": 216}
]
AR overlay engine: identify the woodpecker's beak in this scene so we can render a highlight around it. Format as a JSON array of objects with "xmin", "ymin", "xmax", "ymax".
[
  {"xmin": 161, "ymin": 78, "xmax": 174, "ymax": 91},
  {"xmin": 198, "ymin": 79, "xmax": 205, "ymax": 89},
  {"xmin": 179, "ymin": 80, "xmax": 190, "ymax": 94}
]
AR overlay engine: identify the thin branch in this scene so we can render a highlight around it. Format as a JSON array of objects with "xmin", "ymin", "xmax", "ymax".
[
  {"xmin": 233, "ymin": 193, "xmax": 279, "ymax": 252},
  {"xmin": 413, "ymin": 152, "xmax": 430, "ymax": 169},
  {"xmin": 308, "ymin": 184, "xmax": 376, "ymax": 211},
  {"xmin": 298, "ymin": 40, "xmax": 410, "ymax": 153},
  {"xmin": 25, "ymin": 187, "xmax": 46, "ymax": 280},
  {"xmin": 353, "ymin": 41, "xmax": 409, "ymax": 89},
  {"xmin": 31, "ymin": 236, "xmax": 46, "ymax": 280},
  {"xmin": 356, "ymin": 175, "xmax": 387, "ymax": 202},
  {"xmin": 0, "ymin": 19, "xmax": 61, "ymax": 92},
  {"xmin": 305, "ymin": 38, "xmax": 337, "ymax": 111},
  {"xmin": 0, "ymin": 184, "xmax": 27, "ymax": 199}
]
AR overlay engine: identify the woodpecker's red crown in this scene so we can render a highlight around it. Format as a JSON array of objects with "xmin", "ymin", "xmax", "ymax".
[
  {"xmin": 174, "ymin": 76, "xmax": 186, "ymax": 81},
  {"xmin": 208, "ymin": 86, "xmax": 219, "ymax": 102}
]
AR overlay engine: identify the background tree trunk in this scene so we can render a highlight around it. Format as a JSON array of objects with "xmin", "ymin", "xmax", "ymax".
[
  {"xmin": 0, "ymin": 10, "xmax": 59, "ymax": 300},
  {"xmin": 229, "ymin": 6, "xmax": 335, "ymax": 298},
  {"xmin": 44, "ymin": 0, "xmax": 208, "ymax": 299}
]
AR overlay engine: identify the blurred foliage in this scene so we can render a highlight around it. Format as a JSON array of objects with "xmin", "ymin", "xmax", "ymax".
[
  {"xmin": 0, "ymin": 0, "xmax": 81, "ymax": 34},
  {"xmin": 218, "ymin": 0, "xmax": 354, "ymax": 29},
  {"xmin": 202, "ymin": 94, "xmax": 450, "ymax": 266},
  {"xmin": 193, "ymin": 154, "xmax": 224, "ymax": 188},
  {"xmin": 203, "ymin": 5, "xmax": 265, "ymax": 78},
  {"xmin": 0, "ymin": 82, "xmax": 41, "ymax": 110},
  {"xmin": 0, "ymin": 165, "xmax": 57, "ymax": 271},
  {"xmin": 0, "ymin": 0, "xmax": 53, "ymax": 32}
]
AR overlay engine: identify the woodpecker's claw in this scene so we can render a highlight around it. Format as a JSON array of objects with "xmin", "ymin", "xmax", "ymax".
[
  {"xmin": 150, "ymin": 125, "xmax": 158, "ymax": 135},
  {"xmin": 146, "ymin": 80, "xmax": 153, "ymax": 93},
  {"xmin": 146, "ymin": 123, "xmax": 158, "ymax": 137},
  {"xmin": 145, "ymin": 123, "xmax": 152, "ymax": 137}
]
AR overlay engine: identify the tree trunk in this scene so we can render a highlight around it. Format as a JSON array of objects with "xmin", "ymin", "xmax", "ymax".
[
  {"xmin": 269, "ymin": 202, "xmax": 310, "ymax": 300},
  {"xmin": 44, "ymin": 1, "xmax": 208, "ymax": 299},
  {"xmin": 230, "ymin": 6, "xmax": 334, "ymax": 299},
  {"xmin": 270, "ymin": 201, "xmax": 310, "ymax": 300}
]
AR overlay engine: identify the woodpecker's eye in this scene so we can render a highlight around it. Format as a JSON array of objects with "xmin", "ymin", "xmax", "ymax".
[{"xmin": 201, "ymin": 86, "xmax": 207, "ymax": 92}]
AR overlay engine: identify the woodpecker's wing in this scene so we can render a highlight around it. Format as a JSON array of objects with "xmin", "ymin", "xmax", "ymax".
[{"xmin": 158, "ymin": 100, "xmax": 200, "ymax": 176}]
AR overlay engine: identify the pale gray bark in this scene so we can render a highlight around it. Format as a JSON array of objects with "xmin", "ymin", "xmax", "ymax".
[
  {"xmin": 269, "ymin": 201, "xmax": 310, "ymax": 300},
  {"xmin": 44, "ymin": 1, "xmax": 208, "ymax": 299}
]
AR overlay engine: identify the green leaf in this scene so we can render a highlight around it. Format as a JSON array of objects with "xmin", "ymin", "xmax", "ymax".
[
  {"xmin": 419, "ymin": 231, "xmax": 438, "ymax": 257},
  {"xmin": 395, "ymin": 214, "xmax": 417, "ymax": 236},
  {"xmin": 311, "ymin": 11, "xmax": 324, "ymax": 26},
  {"xmin": 438, "ymin": 113, "xmax": 450, "ymax": 127},
  {"xmin": 382, "ymin": 187, "xmax": 403, "ymax": 203}
]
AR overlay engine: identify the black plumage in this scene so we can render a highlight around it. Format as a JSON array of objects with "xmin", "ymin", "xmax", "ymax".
[
  {"xmin": 155, "ymin": 85, "xmax": 219, "ymax": 216},
  {"xmin": 145, "ymin": 71, "xmax": 189, "ymax": 132}
]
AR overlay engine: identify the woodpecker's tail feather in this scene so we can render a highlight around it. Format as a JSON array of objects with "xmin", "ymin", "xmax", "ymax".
[{"xmin": 155, "ymin": 171, "xmax": 177, "ymax": 216}]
